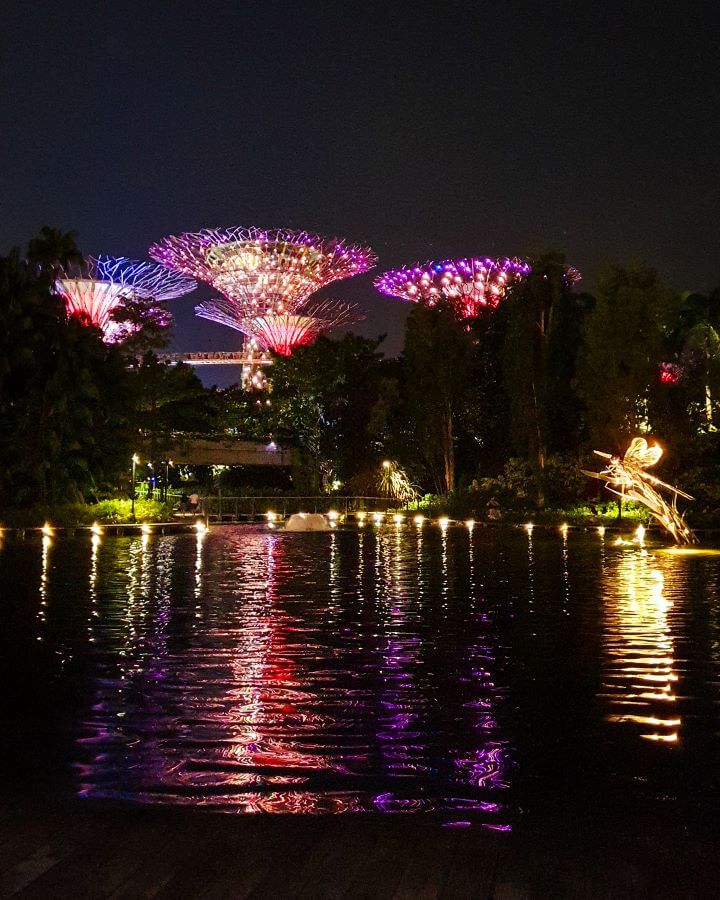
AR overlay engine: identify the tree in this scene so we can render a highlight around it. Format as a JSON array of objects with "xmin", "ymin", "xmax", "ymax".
[
  {"xmin": 0, "ymin": 232, "xmax": 132, "ymax": 506},
  {"xmin": 111, "ymin": 292, "xmax": 174, "ymax": 357},
  {"xmin": 501, "ymin": 253, "xmax": 585, "ymax": 471},
  {"xmin": 128, "ymin": 355, "xmax": 222, "ymax": 460},
  {"xmin": 27, "ymin": 226, "xmax": 83, "ymax": 273},
  {"xmin": 401, "ymin": 304, "xmax": 473, "ymax": 494},
  {"xmin": 268, "ymin": 334, "xmax": 389, "ymax": 491},
  {"xmin": 674, "ymin": 291, "xmax": 720, "ymax": 430},
  {"xmin": 575, "ymin": 264, "xmax": 676, "ymax": 452}
]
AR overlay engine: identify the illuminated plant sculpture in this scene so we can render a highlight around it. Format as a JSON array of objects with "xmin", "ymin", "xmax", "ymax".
[
  {"xmin": 585, "ymin": 438, "xmax": 695, "ymax": 544},
  {"xmin": 56, "ymin": 256, "xmax": 195, "ymax": 342},
  {"xmin": 375, "ymin": 256, "xmax": 533, "ymax": 319},
  {"xmin": 380, "ymin": 460, "xmax": 419, "ymax": 504},
  {"xmin": 149, "ymin": 227, "xmax": 376, "ymax": 354}
]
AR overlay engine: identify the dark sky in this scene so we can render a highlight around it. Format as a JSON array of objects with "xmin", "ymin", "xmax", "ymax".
[{"xmin": 2, "ymin": 0, "xmax": 719, "ymax": 379}]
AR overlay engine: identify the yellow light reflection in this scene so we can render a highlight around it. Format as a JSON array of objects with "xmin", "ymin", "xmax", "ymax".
[
  {"xmin": 195, "ymin": 531, "xmax": 205, "ymax": 604},
  {"xmin": 601, "ymin": 548, "xmax": 682, "ymax": 744},
  {"xmin": 37, "ymin": 534, "xmax": 52, "ymax": 637},
  {"xmin": 88, "ymin": 533, "xmax": 101, "ymax": 640},
  {"xmin": 655, "ymin": 547, "xmax": 720, "ymax": 557}
]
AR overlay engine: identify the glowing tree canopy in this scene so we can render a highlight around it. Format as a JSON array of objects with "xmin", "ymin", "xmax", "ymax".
[
  {"xmin": 148, "ymin": 227, "xmax": 376, "ymax": 354},
  {"xmin": 56, "ymin": 256, "xmax": 195, "ymax": 342},
  {"xmin": 375, "ymin": 256, "xmax": 532, "ymax": 318},
  {"xmin": 194, "ymin": 296, "xmax": 363, "ymax": 356}
]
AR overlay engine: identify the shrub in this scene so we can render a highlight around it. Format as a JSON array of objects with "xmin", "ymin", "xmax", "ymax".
[{"xmin": 0, "ymin": 498, "xmax": 174, "ymax": 528}]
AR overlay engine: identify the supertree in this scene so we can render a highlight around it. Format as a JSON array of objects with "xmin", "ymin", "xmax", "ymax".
[
  {"xmin": 194, "ymin": 296, "xmax": 362, "ymax": 356},
  {"xmin": 374, "ymin": 256, "xmax": 533, "ymax": 319},
  {"xmin": 148, "ymin": 227, "xmax": 376, "ymax": 355},
  {"xmin": 55, "ymin": 256, "xmax": 196, "ymax": 342}
]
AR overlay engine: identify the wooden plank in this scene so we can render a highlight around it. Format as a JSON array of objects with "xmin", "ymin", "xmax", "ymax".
[
  {"xmin": 441, "ymin": 830, "xmax": 500, "ymax": 899},
  {"xmin": 196, "ymin": 822, "xmax": 289, "ymax": 900},
  {"xmin": 12, "ymin": 814, "xmax": 173, "ymax": 899},
  {"xmin": 391, "ymin": 829, "xmax": 456, "ymax": 899},
  {"xmin": 151, "ymin": 817, "xmax": 295, "ymax": 900},
  {"xmin": 240, "ymin": 819, "xmax": 328, "ymax": 900},
  {"xmin": 294, "ymin": 822, "xmax": 379, "ymax": 899},
  {"xmin": 337, "ymin": 825, "xmax": 421, "ymax": 900},
  {"xmin": 108, "ymin": 815, "xmax": 226, "ymax": 900},
  {"xmin": 0, "ymin": 808, "xmax": 115, "ymax": 897},
  {"xmin": 493, "ymin": 834, "xmax": 646, "ymax": 900}
]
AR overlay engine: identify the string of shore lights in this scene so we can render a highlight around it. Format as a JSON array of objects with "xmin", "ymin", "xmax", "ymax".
[{"xmin": 2, "ymin": 517, "xmax": 650, "ymax": 544}]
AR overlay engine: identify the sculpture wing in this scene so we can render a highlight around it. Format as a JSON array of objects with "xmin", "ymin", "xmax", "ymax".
[{"xmin": 623, "ymin": 437, "xmax": 662, "ymax": 469}]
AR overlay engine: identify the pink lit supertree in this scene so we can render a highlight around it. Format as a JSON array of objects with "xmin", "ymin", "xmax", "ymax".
[
  {"xmin": 194, "ymin": 296, "xmax": 362, "ymax": 357},
  {"xmin": 374, "ymin": 256, "xmax": 533, "ymax": 319},
  {"xmin": 55, "ymin": 256, "xmax": 196, "ymax": 342},
  {"xmin": 148, "ymin": 227, "xmax": 376, "ymax": 355}
]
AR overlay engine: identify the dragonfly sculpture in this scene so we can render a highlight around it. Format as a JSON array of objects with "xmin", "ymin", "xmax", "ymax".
[{"xmin": 585, "ymin": 438, "xmax": 695, "ymax": 545}]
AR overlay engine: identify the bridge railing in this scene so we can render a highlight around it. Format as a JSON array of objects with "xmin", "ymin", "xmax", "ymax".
[{"xmin": 198, "ymin": 495, "xmax": 397, "ymax": 521}]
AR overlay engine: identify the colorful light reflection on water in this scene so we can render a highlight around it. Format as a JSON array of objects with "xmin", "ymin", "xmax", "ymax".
[{"xmin": 1, "ymin": 527, "xmax": 720, "ymax": 826}]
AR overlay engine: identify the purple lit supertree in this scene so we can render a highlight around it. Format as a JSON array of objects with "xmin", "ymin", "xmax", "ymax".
[
  {"xmin": 374, "ymin": 256, "xmax": 533, "ymax": 319},
  {"xmin": 55, "ymin": 256, "xmax": 196, "ymax": 342},
  {"xmin": 148, "ymin": 227, "xmax": 376, "ymax": 355}
]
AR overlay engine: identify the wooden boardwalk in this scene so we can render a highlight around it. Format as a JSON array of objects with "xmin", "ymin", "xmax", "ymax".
[{"xmin": 0, "ymin": 800, "xmax": 717, "ymax": 898}]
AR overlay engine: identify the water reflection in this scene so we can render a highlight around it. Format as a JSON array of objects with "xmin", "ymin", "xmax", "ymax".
[
  {"xmin": 601, "ymin": 548, "xmax": 681, "ymax": 743},
  {"xmin": 87, "ymin": 534, "xmax": 101, "ymax": 642},
  {"xmin": 70, "ymin": 528, "xmax": 517, "ymax": 818},
  {"xmin": 36, "ymin": 534, "xmax": 52, "ymax": 640},
  {"xmin": 3, "ymin": 526, "xmax": 719, "ymax": 822}
]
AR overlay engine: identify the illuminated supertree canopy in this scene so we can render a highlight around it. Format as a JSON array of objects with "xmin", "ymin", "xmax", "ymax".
[
  {"xmin": 148, "ymin": 227, "xmax": 376, "ymax": 354},
  {"xmin": 56, "ymin": 256, "xmax": 196, "ymax": 342},
  {"xmin": 194, "ymin": 296, "xmax": 363, "ymax": 356},
  {"xmin": 375, "ymin": 256, "xmax": 532, "ymax": 318}
]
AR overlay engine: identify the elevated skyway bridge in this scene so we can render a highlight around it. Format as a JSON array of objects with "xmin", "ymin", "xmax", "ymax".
[{"xmin": 160, "ymin": 351, "xmax": 273, "ymax": 368}]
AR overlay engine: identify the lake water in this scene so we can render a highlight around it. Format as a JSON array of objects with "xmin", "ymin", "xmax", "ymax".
[{"xmin": 1, "ymin": 524, "xmax": 719, "ymax": 829}]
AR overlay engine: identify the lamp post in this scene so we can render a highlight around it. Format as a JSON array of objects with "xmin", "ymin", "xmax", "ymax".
[
  {"xmin": 131, "ymin": 453, "xmax": 139, "ymax": 521},
  {"xmin": 163, "ymin": 459, "xmax": 173, "ymax": 502}
]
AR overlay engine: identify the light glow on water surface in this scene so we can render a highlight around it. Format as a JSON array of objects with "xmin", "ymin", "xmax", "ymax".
[
  {"xmin": 601, "ymin": 548, "xmax": 687, "ymax": 744},
  {"xmin": 1, "ymin": 527, "xmax": 720, "ymax": 825}
]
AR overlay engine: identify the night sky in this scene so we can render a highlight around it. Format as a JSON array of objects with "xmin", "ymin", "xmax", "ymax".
[{"xmin": 2, "ymin": 1, "xmax": 719, "ymax": 377}]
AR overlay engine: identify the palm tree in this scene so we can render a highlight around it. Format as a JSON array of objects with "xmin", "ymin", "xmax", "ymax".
[{"xmin": 27, "ymin": 226, "xmax": 83, "ymax": 276}]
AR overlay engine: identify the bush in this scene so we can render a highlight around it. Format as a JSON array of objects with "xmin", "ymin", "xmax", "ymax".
[
  {"xmin": 89, "ymin": 498, "xmax": 174, "ymax": 523},
  {"xmin": 471, "ymin": 455, "xmax": 590, "ymax": 513},
  {"xmin": 0, "ymin": 503, "xmax": 93, "ymax": 528},
  {"xmin": 0, "ymin": 498, "xmax": 174, "ymax": 527},
  {"xmin": 683, "ymin": 467, "xmax": 720, "ymax": 526}
]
